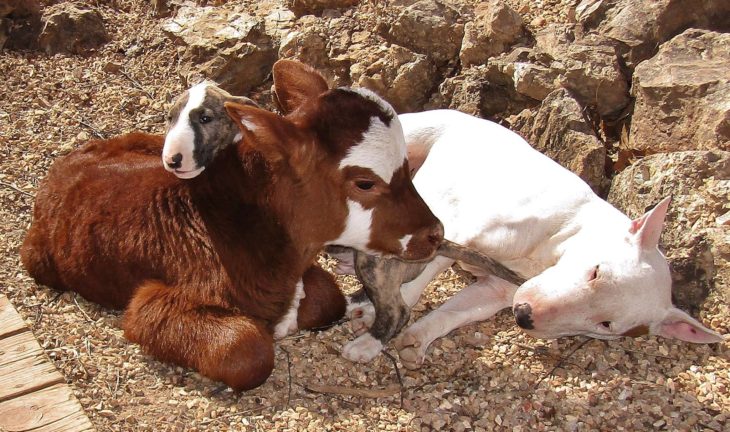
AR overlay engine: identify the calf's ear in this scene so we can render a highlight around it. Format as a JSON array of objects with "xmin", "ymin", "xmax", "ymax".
[
  {"xmin": 229, "ymin": 95, "xmax": 259, "ymax": 108},
  {"xmin": 272, "ymin": 59, "xmax": 329, "ymax": 114},
  {"xmin": 630, "ymin": 196, "xmax": 671, "ymax": 250},
  {"xmin": 224, "ymin": 101, "xmax": 299, "ymax": 163},
  {"xmin": 654, "ymin": 307, "xmax": 724, "ymax": 343}
]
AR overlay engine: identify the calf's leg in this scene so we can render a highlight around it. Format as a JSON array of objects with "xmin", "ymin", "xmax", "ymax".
[
  {"xmin": 396, "ymin": 275, "xmax": 517, "ymax": 370},
  {"xmin": 122, "ymin": 281, "xmax": 274, "ymax": 391},
  {"xmin": 296, "ymin": 264, "xmax": 346, "ymax": 330}
]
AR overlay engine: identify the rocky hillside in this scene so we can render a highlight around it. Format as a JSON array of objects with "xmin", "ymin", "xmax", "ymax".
[{"xmin": 1, "ymin": 1, "xmax": 728, "ymax": 431}]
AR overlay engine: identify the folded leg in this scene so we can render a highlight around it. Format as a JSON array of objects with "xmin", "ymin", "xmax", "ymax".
[
  {"xmin": 396, "ymin": 275, "xmax": 517, "ymax": 370},
  {"xmin": 346, "ymin": 256, "xmax": 454, "ymax": 336},
  {"xmin": 296, "ymin": 264, "xmax": 346, "ymax": 330},
  {"xmin": 342, "ymin": 256, "xmax": 454, "ymax": 362},
  {"xmin": 122, "ymin": 281, "xmax": 275, "ymax": 391}
]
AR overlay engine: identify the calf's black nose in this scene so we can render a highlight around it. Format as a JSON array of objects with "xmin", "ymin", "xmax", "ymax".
[
  {"xmin": 513, "ymin": 303, "xmax": 534, "ymax": 330},
  {"xmin": 167, "ymin": 153, "xmax": 183, "ymax": 169}
]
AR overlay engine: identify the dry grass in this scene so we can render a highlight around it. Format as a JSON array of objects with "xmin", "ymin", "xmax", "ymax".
[{"xmin": 1, "ymin": 1, "xmax": 728, "ymax": 430}]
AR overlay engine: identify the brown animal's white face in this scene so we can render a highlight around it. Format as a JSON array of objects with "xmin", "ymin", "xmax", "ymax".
[
  {"xmin": 225, "ymin": 60, "xmax": 444, "ymax": 262},
  {"xmin": 323, "ymin": 88, "xmax": 444, "ymax": 261},
  {"xmin": 163, "ymin": 82, "xmax": 256, "ymax": 179}
]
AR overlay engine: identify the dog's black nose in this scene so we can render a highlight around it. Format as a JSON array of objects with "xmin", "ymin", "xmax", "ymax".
[
  {"xmin": 167, "ymin": 153, "xmax": 183, "ymax": 169},
  {"xmin": 513, "ymin": 303, "xmax": 534, "ymax": 330}
]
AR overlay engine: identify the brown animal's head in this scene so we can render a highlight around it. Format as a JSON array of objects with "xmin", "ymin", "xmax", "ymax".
[
  {"xmin": 224, "ymin": 59, "xmax": 443, "ymax": 261},
  {"xmin": 162, "ymin": 82, "xmax": 257, "ymax": 178}
]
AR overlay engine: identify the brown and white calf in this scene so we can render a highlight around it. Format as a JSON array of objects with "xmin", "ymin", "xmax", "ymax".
[{"xmin": 20, "ymin": 60, "xmax": 443, "ymax": 390}]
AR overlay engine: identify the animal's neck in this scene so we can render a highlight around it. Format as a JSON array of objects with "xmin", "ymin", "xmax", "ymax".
[
  {"xmin": 555, "ymin": 199, "xmax": 632, "ymax": 264},
  {"xmin": 188, "ymin": 146, "xmax": 323, "ymax": 265}
]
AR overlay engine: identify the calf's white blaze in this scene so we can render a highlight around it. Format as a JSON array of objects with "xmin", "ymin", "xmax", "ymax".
[
  {"xmin": 338, "ymin": 91, "xmax": 406, "ymax": 184},
  {"xmin": 326, "ymin": 200, "xmax": 374, "ymax": 252},
  {"xmin": 163, "ymin": 82, "xmax": 209, "ymax": 177}
]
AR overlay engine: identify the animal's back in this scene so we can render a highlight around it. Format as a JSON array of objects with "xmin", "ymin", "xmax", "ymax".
[
  {"xmin": 400, "ymin": 110, "xmax": 599, "ymax": 275},
  {"xmin": 21, "ymin": 133, "xmax": 181, "ymax": 308}
]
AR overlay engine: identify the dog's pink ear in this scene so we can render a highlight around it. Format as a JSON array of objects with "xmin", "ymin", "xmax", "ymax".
[
  {"xmin": 629, "ymin": 197, "xmax": 671, "ymax": 250},
  {"xmin": 654, "ymin": 307, "xmax": 724, "ymax": 343}
]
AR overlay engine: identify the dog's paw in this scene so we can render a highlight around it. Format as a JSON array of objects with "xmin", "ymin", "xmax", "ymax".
[
  {"xmin": 346, "ymin": 300, "xmax": 375, "ymax": 336},
  {"xmin": 342, "ymin": 333, "xmax": 383, "ymax": 363},
  {"xmin": 395, "ymin": 326, "xmax": 428, "ymax": 370}
]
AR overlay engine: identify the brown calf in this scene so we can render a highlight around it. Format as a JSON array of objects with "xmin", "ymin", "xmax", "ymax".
[{"xmin": 21, "ymin": 60, "xmax": 443, "ymax": 390}]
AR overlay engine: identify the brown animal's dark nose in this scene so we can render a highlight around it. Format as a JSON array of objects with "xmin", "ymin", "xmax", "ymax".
[
  {"xmin": 513, "ymin": 303, "xmax": 534, "ymax": 330},
  {"xmin": 167, "ymin": 153, "xmax": 183, "ymax": 169},
  {"xmin": 427, "ymin": 222, "xmax": 444, "ymax": 246}
]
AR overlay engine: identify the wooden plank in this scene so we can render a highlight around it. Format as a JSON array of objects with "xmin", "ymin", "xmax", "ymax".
[
  {"xmin": 0, "ymin": 383, "xmax": 94, "ymax": 432},
  {"xmin": 0, "ymin": 331, "xmax": 44, "ymax": 368},
  {"xmin": 0, "ymin": 295, "xmax": 26, "ymax": 339},
  {"xmin": 0, "ymin": 350, "xmax": 65, "ymax": 403}
]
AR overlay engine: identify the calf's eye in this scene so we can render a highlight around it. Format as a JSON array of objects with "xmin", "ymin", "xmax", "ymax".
[
  {"xmin": 600, "ymin": 321, "xmax": 611, "ymax": 329},
  {"xmin": 199, "ymin": 114, "xmax": 212, "ymax": 124},
  {"xmin": 355, "ymin": 180, "xmax": 375, "ymax": 191}
]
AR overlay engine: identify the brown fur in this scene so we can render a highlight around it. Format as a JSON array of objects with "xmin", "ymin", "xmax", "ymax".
[{"xmin": 21, "ymin": 60, "xmax": 441, "ymax": 391}]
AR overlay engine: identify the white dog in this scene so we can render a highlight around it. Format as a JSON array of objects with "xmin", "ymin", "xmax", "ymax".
[{"xmin": 343, "ymin": 109, "xmax": 724, "ymax": 369}]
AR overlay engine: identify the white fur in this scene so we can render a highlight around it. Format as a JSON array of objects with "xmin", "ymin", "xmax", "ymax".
[
  {"xmin": 342, "ymin": 333, "xmax": 384, "ymax": 363},
  {"xmin": 273, "ymin": 280, "xmax": 306, "ymax": 339},
  {"xmin": 326, "ymin": 200, "xmax": 374, "ymax": 252},
  {"xmin": 398, "ymin": 234, "xmax": 413, "ymax": 252},
  {"xmin": 163, "ymin": 82, "xmax": 209, "ymax": 178},
  {"xmin": 338, "ymin": 116, "xmax": 407, "ymax": 184},
  {"xmin": 346, "ymin": 109, "xmax": 723, "ymax": 365}
]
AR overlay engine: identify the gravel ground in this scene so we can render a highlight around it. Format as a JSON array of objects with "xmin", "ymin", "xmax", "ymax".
[{"xmin": 1, "ymin": 1, "xmax": 728, "ymax": 431}]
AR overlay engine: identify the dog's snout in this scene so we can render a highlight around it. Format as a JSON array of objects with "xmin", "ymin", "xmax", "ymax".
[
  {"xmin": 513, "ymin": 303, "xmax": 534, "ymax": 330},
  {"xmin": 166, "ymin": 153, "xmax": 183, "ymax": 169}
]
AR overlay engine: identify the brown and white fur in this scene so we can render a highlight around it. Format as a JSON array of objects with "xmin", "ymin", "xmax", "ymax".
[{"xmin": 20, "ymin": 60, "xmax": 443, "ymax": 390}]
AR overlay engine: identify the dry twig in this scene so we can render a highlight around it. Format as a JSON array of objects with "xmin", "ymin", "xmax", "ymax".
[
  {"xmin": 79, "ymin": 118, "xmax": 107, "ymax": 139},
  {"xmin": 303, "ymin": 383, "xmax": 400, "ymax": 399},
  {"xmin": 534, "ymin": 338, "xmax": 593, "ymax": 388},
  {"xmin": 382, "ymin": 349, "xmax": 404, "ymax": 409},
  {"xmin": 280, "ymin": 347, "xmax": 292, "ymax": 408},
  {"xmin": 0, "ymin": 180, "xmax": 34, "ymax": 197}
]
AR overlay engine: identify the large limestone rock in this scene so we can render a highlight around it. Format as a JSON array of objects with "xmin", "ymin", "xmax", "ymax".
[
  {"xmin": 0, "ymin": 0, "xmax": 40, "ymax": 50},
  {"xmin": 350, "ymin": 44, "xmax": 437, "ymax": 113},
  {"xmin": 38, "ymin": 3, "xmax": 108, "ymax": 55},
  {"xmin": 386, "ymin": 0, "xmax": 464, "ymax": 65},
  {"xmin": 629, "ymin": 29, "xmax": 730, "ymax": 154},
  {"xmin": 480, "ymin": 26, "xmax": 629, "ymax": 118},
  {"xmin": 482, "ymin": 47, "xmax": 558, "ymax": 114},
  {"xmin": 459, "ymin": 1, "xmax": 524, "ymax": 67},
  {"xmin": 426, "ymin": 66, "xmax": 488, "ymax": 116},
  {"xmin": 288, "ymin": 0, "xmax": 359, "ymax": 16},
  {"xmin": 163, "ymin": 6, "xmax": 276, "ymax": 94},
  {"xmin": 534, "ymin": 25, "xmax": 629, "ymax": 117},
  {"xmin": 279, "ymin": 25, "xmax": 350, "ymax": 87},
  {"xmin": 608, "ymin": 151, "xmax": 730, "ymax": 313},
  {"xmin": 516, "ymin": 89, "xmax": 608, "ymax": 195},
  {"xmin": 577, "ymin": 0, "xmax": 730, "ymax": 67}
]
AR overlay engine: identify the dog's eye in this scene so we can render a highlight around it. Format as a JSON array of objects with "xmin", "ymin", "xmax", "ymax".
[
  {"xmin": 600, "ymin": 321, "xmax": 611, "ymax": 329},
  {"xmin": 588, "ymin": 265, "xmax": 599, "ymax": 281},
  {"xmin": 199, "ymin": 114, "xmax": 212, "ymax": 124},
  {"xmin": 355, "ymin": 180, "xmax": 375, "ymax": 191}
]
